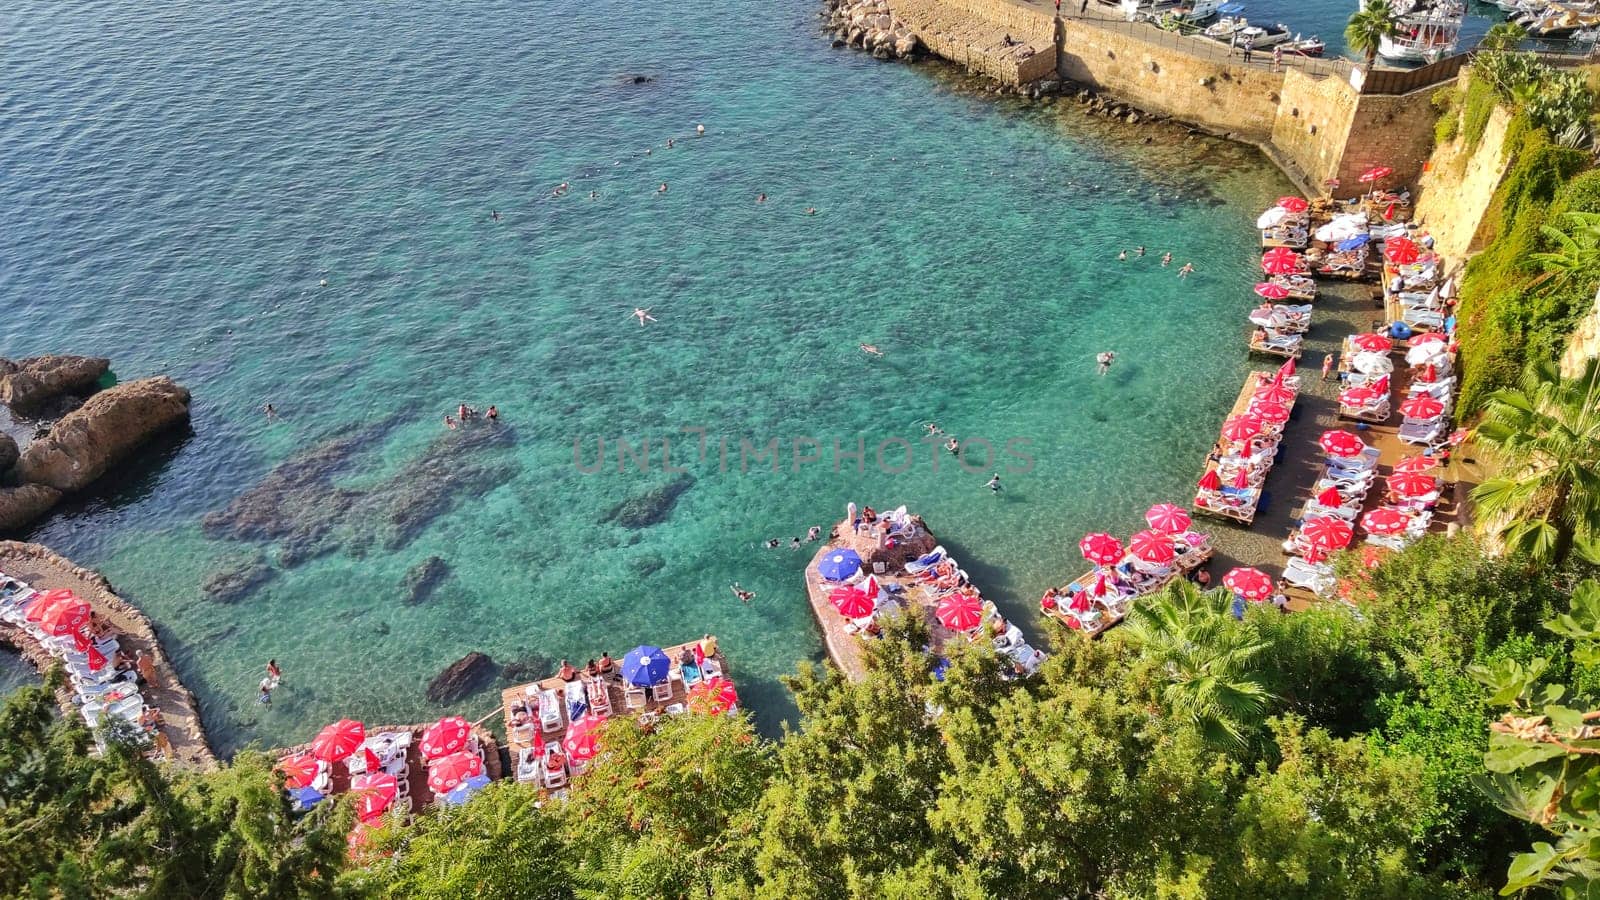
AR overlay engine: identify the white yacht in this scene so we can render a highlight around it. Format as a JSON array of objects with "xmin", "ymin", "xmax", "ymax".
[{"xmin": 1374, "ymin": 0, "xmax": 1465, "ymax": 62}]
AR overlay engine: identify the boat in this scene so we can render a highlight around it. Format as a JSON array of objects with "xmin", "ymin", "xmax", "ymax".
[
  {"xmin": 1282, "ymin": 34, "xmax": 1326, "ymax": 55},
  {"xmin": 1203, "ymin": 15, "xmax": 1249, "ymax": 38},
  {"xmin": 1236, "ymin": 22, "xmax": 1293, "ymax": 45},
  {"xmin": 1522, "ymin": 5, "xmax": 1600, "ymax": 36},
  {"xmin": 1373, "ymin": 0, "xmax": 1465, "ymax": 62},
  {"xmin": 1167, "ymin": 0, "xmax": 1235, "ymax": 22},
  {"xmin": 1119, "ymin": 0, "xmax": 1182, "ymax": 19}
]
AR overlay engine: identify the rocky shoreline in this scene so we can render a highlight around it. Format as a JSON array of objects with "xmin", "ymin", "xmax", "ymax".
[{"xmin": 822, "ymin": 0, "xmax": 925, "ymax": 59}]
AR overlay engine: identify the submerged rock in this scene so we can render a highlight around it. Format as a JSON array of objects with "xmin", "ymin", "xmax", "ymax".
[
  {"xmin": 427, "ymin": 651, "xmax": 497, "ymax": 703},
  {"xmin": 200, "ymin": 429, "xmax": 369, "ymax": 561},
  {"xmin": 402, "ymin": 555, "xmax": 451, "ymax": 606},
  {"xmin": 501, "ymin": 654, "xmax": 554, "ymax": 683},
  {"xmin": 16, "ymin": 376, "xmax": 190, "ymax": 492},
  {"xmin": 201, "ymin": 553, "xmax": 275, "ymax": 604},
  {"xmin": 0, "ymin": 484, "xmax": 62, "ymax": 532},
  {"xmin": 0, "ymin": 355, "xmax": 109, "ymax": 414},
  {"xmin": 601, "ymin": 476, "xmax": 695, "ymax": 529}
]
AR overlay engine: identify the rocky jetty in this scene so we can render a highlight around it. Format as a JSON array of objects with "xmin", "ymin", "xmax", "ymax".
[
  {"xmin": 426, "ymin": 651, "xmax": 498, "ymax": 703},
  {"xmin": 0, "ymin": 355, "xmax": 109, "ymax": 413},
  {"xmin": 822, "ymin": 0, "xmax": 924, "ymax": 60}
]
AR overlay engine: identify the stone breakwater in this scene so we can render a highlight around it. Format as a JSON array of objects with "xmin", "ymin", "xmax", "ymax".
[{"xmin": 822, "ymin": 0, "xmax": 925, "ymax": 60}]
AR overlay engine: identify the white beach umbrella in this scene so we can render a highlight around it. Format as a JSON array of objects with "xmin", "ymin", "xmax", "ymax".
[
  {"xmin": 1352, "ymin": 352, "xmax": 1395, "ymax": 375},
  {"xmin": 1405, "ymin": 344, "xmax": 1448, "ymax": 367}
]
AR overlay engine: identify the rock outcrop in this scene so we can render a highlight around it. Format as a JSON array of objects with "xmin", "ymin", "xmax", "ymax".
[
  {"xmin": 402, "ymin": 555, "xmax": 450, "ymax": 605},
  {"xmin": 426, "ymin": 651, "xmax": 497, "ymax": 703},
  {"xmin": 0, "ymin": 434, "xmax": 18, "ymax": 474},
  {"xmin": 0, "ymin": 355, "xmax": 109, "ymax": 413},
  {"xmin": 823, "ymin": 0, "xmax": 924, "ymax": 61},
  {"xmin": 16, "ymin": 377, "xmax": 191, "ymax": 492},
  {"xmin": 601, "ymin": 476, "xmax": 695, "ymax": 529},
  {"xmin": 0, "ymin": 484, "xmax": 62, "ymax": 532}
]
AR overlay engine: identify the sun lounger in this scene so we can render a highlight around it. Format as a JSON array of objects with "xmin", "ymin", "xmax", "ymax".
[
  {"xmin": 650, "ymin": 681, "xmax": 673, "ymax": 703},
  {"xmin": 565, "ymin": 680, "xmax": 588, "ymax": 721},
  {"xmin": 515, "ymin": 747, "xmax": 540, "ymax": 783},
  {"xmin": 624, "ymin": 683, "xmax": 646, "ymax": 709},
  {"xmin": 538, "ymin": 688, "xmax": 563, "ymax": 732},
  {"xmin": 701, "ymin": 658, "xmax": 724, "ymax": 679},
  {"xmin": 1398, "ymin": 421, "xmax": 1444, "ymax": 445},
  {"xmin": 585, "ymin": 679, "xmax": 612, "ymax": 716},
  {"xmin": 1283, "ymin": 557, "xmax": 1336, "ymax": 595}
]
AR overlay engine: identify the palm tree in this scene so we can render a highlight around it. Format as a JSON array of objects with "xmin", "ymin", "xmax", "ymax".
[
  {"xmin": 1532, "ymin": 212, "xmax": 1600, "ymax": 297},
  {"xmin": 1472, "ymin": 357, "xmax": 1600, "ymax": 566},
  {"xmin": 1345, "ymin": 0, "xmax": 1398, "ymax": 69},
  {"xmin": 1122, "ymin": 580, "xmax": 1274, "ymax": 751}
]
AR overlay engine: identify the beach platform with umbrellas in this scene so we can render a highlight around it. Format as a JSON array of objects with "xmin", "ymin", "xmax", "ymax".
[
  {"xmin": 1192, "ymin": 363, "xmax": 1301, "ymax": 527},
  {"xmin": 1040, "ymin": 507, "xmax": 1214, "ymax": 639}
]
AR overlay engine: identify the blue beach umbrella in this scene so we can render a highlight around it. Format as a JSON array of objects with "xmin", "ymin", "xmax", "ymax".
[
  {"xmin": 816, "ymin": 549, "xmax": 862, "ymax": 582},
  {"xmin": 622, "ymin": 645, "xmax": 671, "ymax": 686},
  {"xmin": 290, "ymin": 786, "xmax": 324, "ymax": 811},
  {"xmin": 442, "ymin": 773, "xmax": 492, "ymax": 806},
  {"xmin": 1335, "ymin": 234, "xmax": 1370, "ymax": 251}
]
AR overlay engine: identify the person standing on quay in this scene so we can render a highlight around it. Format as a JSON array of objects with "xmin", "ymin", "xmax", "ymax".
[{"xmin": 1079, "ymin": 0, "xmax": 1088, "ymax": 15}]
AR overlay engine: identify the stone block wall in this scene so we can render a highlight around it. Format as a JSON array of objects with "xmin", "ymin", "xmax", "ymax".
[
  {"xmin": 1336, "ymin": 87, "xmax": 1441, "ymax": 192},
  {"xmin": 891, "ymin": 0, "xmax": 1058, "ymax": 84},
  {"xmin": 1272, "ymin": 68, "xmax": 1360, "ymax": 189},
  {"xmin": 1056, "ymin": 20, "xmax": 1285, "ymax": 140}
]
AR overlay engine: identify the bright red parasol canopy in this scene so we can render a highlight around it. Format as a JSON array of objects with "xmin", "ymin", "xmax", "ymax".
[
  {"xmin": 1319, "ymin": 430, "xmax": 1366, "ymax": 458},
  {"xmin": 1128, "ymin": 530, "xmax": 1176, "ymax": 565},
  {"xmin": 277, "ymin": 753, "xmax": 320, "ymax": 790},
  {"xmin": 1400, "ymin": 394, "xmax": 1444, "ymax": 419},
  {"xmin": 1254, "ymin": 281, "xmax": 1291, "ymax": 300},
  {"xmin": 1351, "ymin": 333, "xmax": 1393, "ymax": 353},
  {"xmin": 1359, "ymin": 165, "xmax": 1394, "ymax": 183},
  {"xmin": 690, "ymin": 676, "xmax": 740, "ymax": 714},
  {"xmin": 1385, "ymin": 237, "xmax": 1421, "ymax": 264},
  {"xmin": 1363, "ymin": 507, "xmax": 1410, "ymax": 535},
  {"xmin": 1069, "ymin": 590, "xmax": 1093, "ymax": 613},
  {"xmin": 427, "ymin": 751, "xmax": 483, "ymax": 794},
  {"xmin": 1302, "ymin": 515, "xmax": 1354, "ymax": 550},
  {"xmin": 1390, "ymin": 471, "xmax": 1438, "ymax": 497},
  {"xmin": 1277, "ymin": 357, "xmax": 1297, "ymax": 379},
  {"xmin": 350, "ymin": 772, "xmax": 397, "ymax": 823},
  {"xmin": 564, "ymin": 715, "xmax": 605, "ymax": 762},
  {"xmin": 1254, "ymin": 381, "xmax": 1297, "ymax": 406},
  {"xmin": 1277, "ymin": 196, "xmax": 1309, "ymax": 213},
  {"xmin": 829, "ymin": 585, "xmax": 874, "ymax": 619},
  {"xmin": 1340, "ymin": 386, "xmax": 1383, "ymax": 407},
  {"xmin": 1250, "ymin": 401, "xmax": 1290, "ymax": 424},
  {"xmin": 420, "ymin": 716, "xmax": 470, "ymax": 760},
  {"xmin": 312, "ymin": 719, "xmax": 366, "ymax": 762},
  {"xmin": 24, "ymin": 589, "xmax": 78, "ymax": 624},
  {"xmin": 1221, "ymin": 414, "xmax": 1264, "ymax": 442},
  {"xmin": 1261, "ymin": 247, "xmax": 1303, "ymax": 275},
  {"xmin": 1232, "ymin": 468, "xmax": 1251, "ymax": 489},
  {"xmin": 1316, "ymin": 485, "xmax": 1343, "ymax": 507},
  {"xmin": 1198, "ymin": 469, "xmax": 1222, "ymax": 491},
  {"xmin": 1079, "ymin": 532, "xmax": 1124, "ymax": 566},
  {"xmin": 1223, "ymin": 567, "xmax": 1274, "ymax": 601},
  {"xmin": 1145, "ymin": 503, "xmax": 1192, "ymax": 534},
  {"xmin": 1392, "ymin": 455, "xmax": 1437, "ymax": 473},
  {"xmin": 1409, "ymin": 331, "xmax": 1447, "ymax": 347},
  {"xmin": 36, "ymin": 595, "xmax": 90, "ymax": 638},
  {"xmin": 935, "ymin": 593, "xmax": 984, "ymax": 631}
]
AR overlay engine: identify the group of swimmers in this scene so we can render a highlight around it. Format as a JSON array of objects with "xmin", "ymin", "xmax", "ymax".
[
  {"xmin": 764, "ymin": 525, "xmax": 824, "ymax": 551},
  {"xmin": 1116, "ymin": 246, "xmax": 1196, "ymax": 278},
  {"xmin": 443, "ymin": 403, "xmax": 500, "ymax": 430}
]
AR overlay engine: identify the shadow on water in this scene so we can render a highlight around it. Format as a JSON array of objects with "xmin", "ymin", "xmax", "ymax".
[{"xmin": 22, "ymin": 424, "xmax": 194, "ymax": 545}]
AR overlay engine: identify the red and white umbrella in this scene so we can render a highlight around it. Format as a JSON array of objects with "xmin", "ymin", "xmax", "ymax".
[
  {"xmin": 1316, "ymin": 485, "xmax": 1342, "ymax": 507},
  {"xmin": 1250, "ymin": 401, "xmax": 1290, "ymax": 425},
  {"xmin": 1400, "ymin": 394, "xmax": 1444, "ymax": 419},
  {"xmin": 420, "ymin": 716, "xmax": 470, "ymax": 760},
  {"xmin": 1128, "ymin": 530, "xmax": 1176, "ymax": 565},
  {"xmin": 1277, "ymin": 196, "xmax": 1309, "ymax": 213},
  {"xmin": 1261, "ymin": 247, "xmax": 1303, "ymax": 275},
  {"xmin": 24, "ymin": 589, "xmax": 78, "ymax": 624},
  {"xmin": 1223, "ymin": 567, "xmax": 1274, "ymax": 601},
  {"xmin": 564, "ymin": 714, "xmax": 605, "ymax": 762},
  {"xmin": 1302, "ymin": 515, "xmax": 1354, "ymax": 551},
  {"xmin": 1319, "ymin": 430, "xmax": 1366, "ymax": 458},
  {"xmin": 350, "ymin": 772, "xmax": 397, "ymax": 823},
  {"xmin": 1340, "ymin": 386, "xmax": 1383, "ymax": 407},
  {"xmin": 1197, "ymin": 469, "xmax": 1222, "ymax": 491},
  {"xmin": 1068, "ymin": 590, "xmax": 1093, "ymax": 613},
  {"xmin": 1221, "ymin": 414, "xmax": 1264, "ymax": 443},
  {"xmin": 1409, "ymin": 331, "xmax": 1447, "ymax": 347},
  {"xmin": 1359, "ymin": 165, "xmax": 1393, "ymax": 183},
  {"xmin": 1350, "ymin": 333, "xmax": 1392, "ymax": 353},
  {"xmin": 312, "ymin": 719, "xmax": 366, "ymax": 762},
  {"xmin": 1254, "ymin": 381, "xmax": 1296, "ymax": 406},
  {"xmin": 1390, "ymin": 471, "xmax": 1438, "ymax": 497},
  {"xmin": 426, "ymin": 751, "xmax": 483, "ymax": 794},
  {"xmin": 1079, "ymin": 532, "xmax": 1124, "ymax": 566},
  {"xmin": 1392, "ymin": 455, "xmax": 1437, "ymax": 473},
  {"xmin": 36, "ymin": 594, "xmax": 90, "ymax": 638},
  {"xmin": 277, "ymin": 753, "xmax": 320, "ymax": 790},
  {"xmin": 689, "ymin": 676, "xmax": 740, "ymax": 715},
  {"xmin": 1384, "ymin": 237, "xmax": 1421, "ymax": 265},
  {"xmin": 1254, "ymin": 281, "xmax": 1291, "ymax": 300},
  {"xmin": 935, "ymin": 593, "xmax": 984, "ymax": 631},
  {"xmin": 1145, "ymin": 503, "xmax": 1192, "ymax": 534},
  {"xmin": 829, "ymin": 585, "xmax": 874, "ymax": 619},
  {"xmin": 1362, "ymin": 507, "xmax": 1410, "ymax": 535}
]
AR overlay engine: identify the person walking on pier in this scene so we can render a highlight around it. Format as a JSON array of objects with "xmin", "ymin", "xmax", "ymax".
[{"xmin": 1242, "ymin": 38, "xmax": 1255, "ymax": 64}]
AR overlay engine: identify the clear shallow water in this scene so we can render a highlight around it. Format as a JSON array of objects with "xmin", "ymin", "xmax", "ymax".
[{"xmin": 3, "ymin": 0, "xmax": 1294, "ymax": 753}]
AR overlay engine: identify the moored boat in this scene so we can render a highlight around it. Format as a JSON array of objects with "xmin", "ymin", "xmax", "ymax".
[{"xmin": 1372, "ymin": 0, "xmax": 1464, "ymax": 62}]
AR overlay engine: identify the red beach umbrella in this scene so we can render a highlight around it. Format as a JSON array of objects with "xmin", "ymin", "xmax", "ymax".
[
  {"xmin": 350, "ymin": 772, "xmax": 398, "ymax": 823},
  {"xmin": 1393, "ymin": 455, "xmax": 1438, "ymax": 473},
  {"xmin": 1250, "ymin": 401, "xmax": 1290, "ymax": 424},
  {"xmin": 1223, "ymin": 567, "xmax": 1274, "ymax": 601},
  {"xmin": 1340, "ymin": 386, "xmax": 1383, "ymax": 407},
  {"xmin": 1419, "ymin": 363, "xmax": 1439, "ymax": 383},
  {"xmin": 1092, "ymin": 572, "xmax": 1110, "ymax": 597},
  {"xmin": 1351, "ymin": 333, "xmax": 1393, "ymax": 353},
  {"xmin": 277, "ymin": 753, "xmax": 320, "ymax": 790},
  {"xmin": 1359, "ymin": 165, "xmax": 1394, "ymax": 183},
  {"xmin": 86, "ymin": 644, "xmax": 107, "ymax": 672},
  {"xmin": 1302, "ymin": 515, "xmax": 1354, "ymax": 551},
  {"xmin": 1400, "ymin": 394, "xmax": 1444, "ymax": 419},
  {"xmin": 427, "ymin": 751, "xmax": 483, "ymax": 794},
  {"xmin": 24, "ymin": 589, "xmax": 77, "ymax": 623},
  {"xmin": 1254, "ymin": 281, "xmax": 1291, "ymax": 300},
  {"xmin": 829, "ymin": 585, "xmax": 874, "ymax": 619},
  {"xmin": 689, "ymin": 676, "xmax": 740, "ymax": 715},
  {"xmin": 1390, "ymin": 472, "xmax": 1438, "ymax": 498},
  {"xmin": 564, "ymin": 715, "xmax": 605, "ymax": 762},
  {"xmin": 362, "ymin": 747, "xmax": 383, "ymax": 774},
  {"xmin": 1319, "ymin": 430, "xmax": 1366, "ymax": 458},
  {"xmin": 1254, "ymin": 381, "xmax": 1296, "ymax": 406},
  {"xmin": 1145, "ymin": 503, "xmax": 1192, "ymax": 534},
  {"xmin": 420, "ymin": 716, "xmax": 470, "ymax": 760},
  {"xmin": 1362, "ymin": 507, "xmax": 1410, "ymax": 535},
  {"xmin": 1316, "ymin": 485, "xmax": 1343, "ymax": 507},
  {"xmin": 1078, "ymin": 532, "xmax": 1124, "ymax": 566},
  {"xmin": 1261, "ymin": 247, "xmax": 1303, "ymax": 274},
  {"xmin": 1409, "ymin": 332, "xmax": 1447, "ymax": 347},
  {"xmin": 1384, "ymin": 237, "xmax": 1421, "ymax": 264},
  {"xmin": 312, "ymin": 719, "xmax": 366, "ymax": 762},
  {"xmin": 1128, "ymin": 530, "xmax": 1176, "ymax": 565},
  {"xmin": 35, "ymin": 595, "xmax": 89, "ymax": 636},
  {"xmin": 935, "ymin": 593, "xmax": 984, "ymax": 631},
  {"xmin": 1276, "ymin": 196, "xmax": 1309, "ymax": 213},
  {"xmin": 1198, "ymin": 469, "xmax": 1222, "ymax": 491},
  {"xmin": 1069, "ymin": 590, "xmax": 1093, "ymax": 613},
  {"xmin": 1221, "ymin": 414, "xmax": 1264, "ymax": 443},
  {"xmin": 1277, "ymin": 357, "xmax": 1297, "ymax": 379},
  {"xmin": 1232, "ymin": 468, "xmax": 1251, "ymax": 489}
]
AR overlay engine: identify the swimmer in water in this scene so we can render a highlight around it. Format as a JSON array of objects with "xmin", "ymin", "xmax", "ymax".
[
  {"xmin": 491, "ymin": 210, "xmax": 501, "ymax": 222},
  {"xmin": 946, "ymin": 437, "xmax": 960, "ymax": 455},
  {"xmin": 486, "ymin": 405, "xmax": 499, "ymax": 421},
  {"xmin": 657, "ymin": 182, "xmax": 668, "ymax": 193},
  {"xmin": 986, "ymin": 473, "xmax": 1002, "ymax": 493},
  {"xmin": 1178, "ymin": 262, "xmax": 1195, "ymax": 279},
  {"xmin": 1161, "ymin": 252, "xmax": 1173, "ymax": 267},
  {"xmin": 925, "ymin": 422, "xmax": 942, "ymax": 436},
  {"xmin": 790, "ymin": 537, "xmax": 802, "ymax": 550},
  {"xmin": 264, "ymin": 403, "xmax": 278, "ymax": 421},
  {"xmin": 632, "ymin": 308, "xmax": 658, "ymax": 326},
  {"xmin": 444, "ymin": 415, "xmax": 457, "ymax": 431},
  {"xmin": 319, "ymin": 278, "xmax": 328, "ymax": 287},
  {"xmin": 1096, "ymin": 351, "xmax": 1116, "ymax": 375},
  {"xmin": 730, "ymin": 582, "xmax": 754, "ymax": 602},
  {"xmin": 806, "ymin": 525, "xmax": 822, "ymax": 542},
  {"xmin": 805, "ymin": 207, "xmax": 816, "ymax": 216},
  {"xmin": 1117, "ymin": 250, "xmax": 1127, "ymax": 261},
  {"xmin": 860, "ymin": 344, "xmax": 883, "ymax": 356},
  {"xmin": 764, "ymin": 539, "xmax": 780, "ymax": 549},
  {"xmin": 757, "ymin": 193, "xmax": 767, "ymax": 203},
  {"xmin": 589, "ymin": 191, "xmax": 597, "ymax": 200},
  {"xmin": 666, "ymin": 138, "xmax": 674, "ymax": 149},
  {"xmin": 1136, "ymin": 246, "xmax": 1146, "ymax": 257}
]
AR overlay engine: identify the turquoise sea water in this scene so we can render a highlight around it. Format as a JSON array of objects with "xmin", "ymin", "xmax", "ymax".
[{"xmin": 3, "ymin": 0, "xmax": 1300, "ymax": 753}]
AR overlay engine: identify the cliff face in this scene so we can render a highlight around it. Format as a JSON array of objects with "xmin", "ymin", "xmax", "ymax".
[{"xmin": 1414, "ymin": 95, "xmax": 1516, "ymax": 263}]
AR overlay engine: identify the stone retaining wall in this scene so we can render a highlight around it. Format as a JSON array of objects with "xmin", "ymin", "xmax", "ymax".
[{"xmin": 891, "ymin": 0, "xmax": 1058, "ymax": 83}]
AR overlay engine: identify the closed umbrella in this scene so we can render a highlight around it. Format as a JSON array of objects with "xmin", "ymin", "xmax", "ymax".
[
  {"xmin": 350, "ymin": 772, "xmax": 397, "ymax": 823},
  {"xmin": 1254, "ymin": 282, "xmax": 1290, "ymax": 300},
  {"xmin": 1145, "ymin": 503, "xmax": 1191, "ymax": 534},
  {"xmin": 935, "ymin": 593, "xmax": 984, "ymax": 631},
  {"xmin": 427, "ymin": 751, "xmax": 484, "ymax": 794},
  {"xmin": 1128, "ymin": 530, "xmax": 1175, "ymax": 564},
  {"xmin": 1390, "ymin": 472, "xmax": 1438, "ymax": 497},
  {"xmin": 829, "ymin": 585, "xmax": 874, "ymax": 618},
  {"xmin": 1400, "ymin": 394, "xmax": 1444, "ymax": 419},
  {"xmin": 815, "ymin": 549, "xmax": 862, "ymax": 582},
  {"xmin": 277, "ymin": 753, "xmax": 320, "ymax": 790},
  {"xmin": 1223, "ymin": 567, "xmax": 1274, "ymax": 601},
  {"xmin": 1350, "ymin": 333, "xmax": 1392, "ymax": 353},
  {"xmin": 1363, "ymin": 507, "xmax": 1410, "ymax": 535},
  {"xmin": 312, "ymin": 719, "xmax": 366, "ymax": 762},
  {"xmin": 1261, "ymin": 247, "xmax": 1303, "ymax": 274},
  {"xmin": 621, "ymin": 646, "xmax": 671, "ymax": 686},
  {"xmin": 420, "ymin": 716, "xmax": 470, "ymax": 760},
  {"xmin": 563, "ymin": 714, "xmax": 605, "ymax": 762},
  {"xmin": 1384, "ymin": 236, "xmax": 1421, "ymax": 264},
  {"xmin": 1198, "ymin": 469, "xmax": 1222, "ymax": 491},
  {"xmin": 1221, "ymin": 414, "xmax": 1263, "ymax": 443},
  {"xmin": 1277, "ymin": 195, "xmax": 1309, "ymax": 213},
  {"xmin": 1277, "ymin": 357, "xmax": 1297, "ymax": 379},
  {"xmin": 1302, "ymin": 516, "xmax": 1354, "ymax": 551},
  {"xmin": 1079, "ymin": 532, "xmax": 1124, "ymax": 566},
  {"xmin": 1069, "ymin": 590, "xmax": 1093, "ymax": 613},
  {"xmin": 1316, "ymin": 486, "xmax": 1343, "ymax": 507},
  {"xmin": 1232, "ymin": 468, "xmax": 1251, "ymax": 489},
  {"xmin": 1319, "ymin": 430, "xmax": 1366, "ymax": 458},
  {"xmin": 689, "ymin": 676, "xmax": 740, "ymax": 715}
]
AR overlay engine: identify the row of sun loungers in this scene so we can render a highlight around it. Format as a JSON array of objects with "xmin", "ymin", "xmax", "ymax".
[
  {"xmin": 1193, "ymin": 369, "xmax": 1300, "ymax": 526},
  {"xmin": 1047, "ymin": 532, "xmax": 1214, "ymax": 637}
]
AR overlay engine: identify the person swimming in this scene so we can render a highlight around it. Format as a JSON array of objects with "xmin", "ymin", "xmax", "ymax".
[
  {"xmin": 1178, "ymin": 262, "xmax": 1195, "ymax": 278},
  {"xmin": 790, "ymin": 537, "xmax": 802, "ymax": 550},
  {"xmin": 806, "ymin": 525, "xmax": 822, "ymax": 541},
  {"xmin": 764, "ymin": 539, "xmax": 780, "ymax": 549},
  {"xmin": 860, "ymin": 343, "xmax": 883, "ymax": 356},
  {"xmin": 443, "ymin": 415, "xmax": 457, "ymax": 430},
  {"xmin": 666, "ymin": 138, "xmax": 674, "ymax": 149},
  {"xmin": 589, "ymin": 191, "xmax": 597, "ymax": 200},
  {"xmin": 1117, "ymin": 250, "xmax": 1127, "ymax": 261},
  {"xmin": 925, "ymin": 422, "xmax": 942, "ymax": 436},
  {"xmin": 491, "ymin": 210, "xmax": 501, "ymax": 222},
  {"xmin": 657, "ymin": 182, "xmax": 668, "ymax": 193},
  {"xmin": 486, "ymin": 405, "xmax": 499, "ymax": 421},
  {"xmin": 1096, "ymin": 351, "xmax": 1116, "ymax": 375},
  {"xmin": 945, "ymin": 437, "xmax": 960, "ymax": 454},
  {"xmin": 730, "ymin": 582, "xmax": 754, "ymax": 602},
  {"xmin": 1136, "ymin": 246, "xmax": 1146, "ymax": 257},
  {"xmin": 632, "ymin": 308, "xmax": 658, "ymax": 326},
  {"xmin": 805, "ymin": 207, "xmax": 816, "ymax": 216},
  {"xmin": 1161, "ymin": 252, "xmax": 1173, "ymax": 267},
  {"xmin": 757, "ymin": 193, "xmax": 767, "ymax": 203},
  {"xmin": 986, "ymin": 473, "xmax": 1002, "ymax": 493}
]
